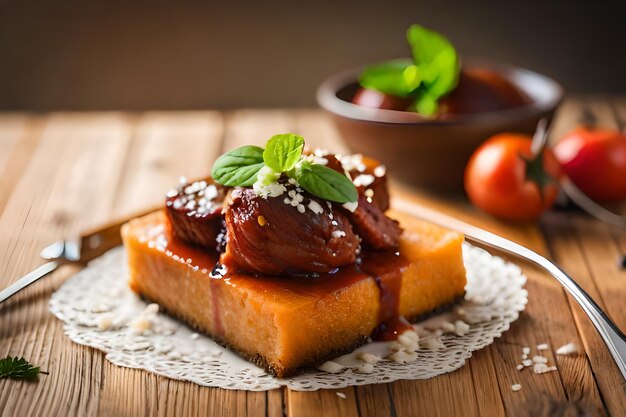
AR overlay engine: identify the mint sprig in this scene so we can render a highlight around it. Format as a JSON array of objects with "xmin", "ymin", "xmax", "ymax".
[
  {"xmin": 210, "ymin": 145, "xmax": 265, "ymax": 186},
  {"xmin": 0, "ymin": 356, "xmax": 48, "ymax": 381},
  {"xmin": 297, "ymin": 162, "xmax": 358, "ymax": 204},
  {"xmin": 210, "ymin": 134, "xmax": 358, "ymax": 204},
  {"xmin": 358, "ymin": 24, "xmax": 460, "ymax": 116},
  {"xmin": 263, "ymin": 133, "xmax": 304, "ymax": 172}
]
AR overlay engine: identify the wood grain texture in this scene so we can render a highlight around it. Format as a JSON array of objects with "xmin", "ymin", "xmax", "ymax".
[
  {"xmin": 0, "ymin": 102, "xmax": 624, "ymax": 416},
  {"xmin": 542, "ymin": 97, "xmax": 626, "ymax": 417}
]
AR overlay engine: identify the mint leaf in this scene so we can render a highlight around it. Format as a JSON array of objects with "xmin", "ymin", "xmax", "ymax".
[
  {"xmin": 296, "ymin": 163, "xmax": 357, "ymax": 204},
  {"xmin": 211, "ymin": 145, "xmax": 265, "ymax": 186},
  {"xmin": 359, "ymin": 60, "xmax": 416, "ymax": 98},
  {"xmin": 263, "ymin": 133, "xmax": 304, "ymax": 172},
  {"xmin": 0, "ymin": 356, "xmax": 48, "ymax": 381},
  {"xmin": 356, "ymin": 24, "xmax": 460, "ymax": 116},
  {"xmin": 402, "ymin": 65, "xmax": 424, "ymax": 92},
  {"xmin": 414, "ymin": 92, "xmax": 438, "ymax": 116},
  {"xmin": 406, "ymin": 24, "xmax": 459, "ymax": 101}
]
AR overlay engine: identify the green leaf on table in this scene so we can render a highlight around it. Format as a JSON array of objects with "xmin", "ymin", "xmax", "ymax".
[
  {"xmin": 296, "ymin": 162, "xmax": 358, "ymax": 204},
  {"xmin": 210, "ymin": 145, "xmax": 265, "ymax": 186},
  {"xmin": 359, "ymin": 60, "xmax": 416, "ymax": 98},
  {"xmin": 0, "ymin": 356, "xmax": 48, "ymax": 381},
  {"xmin": 263, "ymin": 133, "xmax": 305, "ymax": 172}
]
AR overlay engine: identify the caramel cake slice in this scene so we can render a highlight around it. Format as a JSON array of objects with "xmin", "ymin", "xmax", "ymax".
[
  {"xmin": 122, "ymin": 210, "xmax": 465, "ymax": 377},
  {"xmin": 122, "ymin": 134, "xmax": 467, "ymax": 377}
]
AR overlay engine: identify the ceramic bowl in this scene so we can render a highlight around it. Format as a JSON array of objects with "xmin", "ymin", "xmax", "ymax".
[{"xmin": 317, "ymin": 59, "xmax": 564, "ymax": 191}]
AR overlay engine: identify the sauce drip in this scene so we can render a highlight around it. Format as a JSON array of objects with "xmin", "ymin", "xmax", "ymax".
[
  {"xmin": 360, "ymin": 250, "xmax": 413, "ymax": 341},
  {"xmin": 151, "ymin": 223, "xmax": 412, "ymax": 341}
]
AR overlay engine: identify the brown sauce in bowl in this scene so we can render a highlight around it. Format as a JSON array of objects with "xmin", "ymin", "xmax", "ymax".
[{"xmin": 352, "ymin": 68, "xmax": 530, "ymax": 116}]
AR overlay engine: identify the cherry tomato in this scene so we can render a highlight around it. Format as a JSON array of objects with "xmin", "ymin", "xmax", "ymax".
[
  {"xmin": 554, "ymin": 127, "xmax": 626, "ymax": 201},
  {"xmin": 464, "ymin": 133, "xmax": 562, "ymax": 221}
]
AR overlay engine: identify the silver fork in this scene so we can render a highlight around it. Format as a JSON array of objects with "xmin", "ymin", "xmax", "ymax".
[{"xmin": 393, "ymin": 198, "xmax": 626, "ymax": 381}]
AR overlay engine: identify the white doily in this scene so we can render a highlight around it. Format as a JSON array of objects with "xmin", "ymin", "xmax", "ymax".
[{"xmin": 50, "ymin": 243, "xmax": 527, "ymax": 391}]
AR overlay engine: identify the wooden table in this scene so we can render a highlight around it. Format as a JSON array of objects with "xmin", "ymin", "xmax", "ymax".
[{"xmin": 0, "ymin": 99, "xmax": 625, "ymax": 417}]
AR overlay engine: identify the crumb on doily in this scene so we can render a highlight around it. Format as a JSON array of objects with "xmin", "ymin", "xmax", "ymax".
[
  {"xmin": 317, "ymin": 361, "xmax": 344, "ymax": 373},
  {"xmin": 357, "ymin": 352, "xmax": 382, "ymax": 365}
]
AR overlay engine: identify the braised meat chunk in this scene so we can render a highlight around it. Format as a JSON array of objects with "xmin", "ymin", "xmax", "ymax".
[
  {"xmin": 165, "ymin": 178, "xmax": 226, "ymax": 250},
  {"xmin": 223, "ymin": 187, "xmax": 359, "ymax": 276},
  {"xmin": 330, "ymin": 153, "xmax": 401, "ymax": 250},
  {"xmin": 350, "ymin": 194, "xmax": 401, "ymax": 250}
]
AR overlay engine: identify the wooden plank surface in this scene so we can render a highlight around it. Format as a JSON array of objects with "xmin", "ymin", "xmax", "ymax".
[{"xmin": 0, "ymin": 100, "xmax": 625, "ymax": 416}]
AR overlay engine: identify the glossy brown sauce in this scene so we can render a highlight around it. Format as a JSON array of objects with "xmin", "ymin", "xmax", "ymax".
[
  {"xmin": 361, "ymin": 250, "xmax": 413, "ymax": 340},
  {"xmin": 152, "ymin": 224, "xmax": 411, "ymax": 340},
  {"xmin": 352, "ymin": 67, "xmax": 530, "ymax": 116}
]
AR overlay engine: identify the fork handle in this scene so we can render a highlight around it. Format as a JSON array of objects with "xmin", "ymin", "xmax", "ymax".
[
  {"xmin": 393, "ymin": 198, "xmax": 626, "ymax": 380},
  {"xmin": 528, "ymin": 250, "xmax": 626, "ymax": 380},
  {"xmin": 0, "ymin": 261, "xmax": 59, "ymax": 304}
]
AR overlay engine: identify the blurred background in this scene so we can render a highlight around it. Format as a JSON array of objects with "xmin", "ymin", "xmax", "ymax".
[{"xmin": 1, "ymin": 0, "xmax": 625, "ymax": 111}]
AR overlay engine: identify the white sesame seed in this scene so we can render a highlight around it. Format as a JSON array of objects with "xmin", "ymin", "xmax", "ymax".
[
  {"xmin": 522, "ymin": 359, "xmax": 533, "ymax": 367},
  {"xmin": 205, "ymin": 185, "xmax": 218, "ymax": 200},
  {"xmin": 342, "ymin": 201, "xmax": 358, "ymax": 212},
  {"xmin": 440, "ymin": 321, "xmax": 456, "ymax": 333},
  {"xmin": 373, "ymin": 165, "xmax": 386, "ymax": 177},
  {"xmin": 340, "ymin": 154, "xmax": 366, "ymax": 172},
  {"xmin": 511, "ymin": 384, "xmax": 522, "ymax": 392},
  {"xmin": 332, "ymin": 230, "xmax": 346, "ymax": 238},
  {"xmin": 532, "ymin": 355, "xmax": 548, "ymax": 364},
  {"xmin": 318, "ymin": 361, "xmax": 345, "ymax": 373},
  {"xmin": 308, "ymin": 200, "xmax": 324, "ymax": 214},
  {"xmin": 336, "ymin": 392, "xmax": 347, "ymax": 399},
  {"xmin": 357, "ymin": 352, "xmax": 382, "ymax": 364},
  {"xmin": 388, "ymin": 349, "xmax": 418, "ymax": 364},
  {"xmin": 516, "ymin": 364, "xmax": 524, "ymax": 371},
  {"xmin": 397, "ymin": 330, "xmax": 420, "ymax": 351},
  {"xmin": 522, "ymin": 347, "xmax": 530, "ymax": 355},
  {"xmin": 98, "ymin": 316, "xmax": 113, "ymax": 331},
  {"xmin": 537, "ymin": 343, "xmax": 549, "ymax": 351},
  {"xmin": 556, "ymin": 342, "xmax": 579, "ymax": 356},
  {"xmin": 353, "ymin": 174, "xmax": 375, "ymax": 187},
  {"xmin": 453, "ymin": 320, "xmax": 470, "ymax": 336},
  {"xmin": 297, "ymin": 204, "xmax": 305, "ymax": 213}
]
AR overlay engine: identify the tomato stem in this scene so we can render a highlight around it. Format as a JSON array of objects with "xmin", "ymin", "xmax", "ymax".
[{"xmin": 523, "ymin": 119, "xmax": 555, "ymax": 201}]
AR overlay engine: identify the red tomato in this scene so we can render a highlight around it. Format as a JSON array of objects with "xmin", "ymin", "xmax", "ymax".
[
  {"xmin": 464, "ymin": 133, "xmax": 562, "ymax": 221},
  {"xmin": 554, "ymin": 127, "xmax": 626, "ymax": 201}
]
